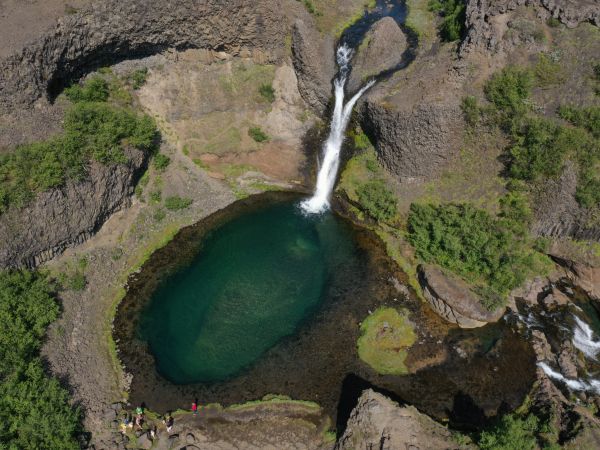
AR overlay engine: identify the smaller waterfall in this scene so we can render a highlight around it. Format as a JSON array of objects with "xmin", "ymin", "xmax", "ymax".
[
  {"xmin": 538, "ymin": 362, "xmax": 600, "ymax": 394},
  {"xmin": 573, "ymin": 315, "xmax": 600, "ymax": 360},
  {"xmin": 301, "ymin": 45, "xmax": 375, "ymax": 214}
]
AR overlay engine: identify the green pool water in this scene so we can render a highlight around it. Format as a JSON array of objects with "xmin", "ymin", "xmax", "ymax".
[{"xmin": 138, "ymin": 200, "xmax": 359, "ymax": 384}]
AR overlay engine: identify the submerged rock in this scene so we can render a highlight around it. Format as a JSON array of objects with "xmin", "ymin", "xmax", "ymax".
[
  {"xmin": 347, "ymin": 16, "xmax": 408, "ymax": 93},
  {"xmin": 336, "ymin": 389, "xmax": 471, "ymax": 450},
  {"xmin": 418, "ymin": 265, "xmax": 505, "ymax": 328}
]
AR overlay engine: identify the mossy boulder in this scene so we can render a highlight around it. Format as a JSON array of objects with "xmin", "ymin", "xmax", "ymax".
[{"xmin": 357, "ymin": 307, "xmax": 416, "ymax": 375}]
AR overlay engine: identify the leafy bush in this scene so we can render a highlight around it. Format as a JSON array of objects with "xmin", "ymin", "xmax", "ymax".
[
  {"xmin": 478, "ymin": 413, "xmax": 544, "ymax": 450},
  {"xmin": 546, "ymin": 17, "xmax": 561, "ymax": 27},
  {"xmin": 558, "ymin": 105, "xmax": 600, "ymax": 138},
  {"xmin": 407, "ymin": 202, "xmax": 548, "ymax": 308},
  {"xmin": 484, "ymin": 66, "xmax": 533, "ymax": 129},
  {"xmin": 0, "ymin": 102, "xmax": 158, "ymax": 214},
  {"xmin": 130, "ymin": 68, "xmax": 148, "ymax": 90},
  {"xmin": 0, "ymin": 270, "xmax": 81, "ymax": 448},
  {"xmin": 64, "ymin": 76, "xmax": 109, "ymax": 103},
  {"xmin": 248, "ymin": 126, "xmax": 269, "ymax": 142},
  {"xmin": 534, "ymin": 53, "xmax": 565, "ymax": 87},
  {"xmin": 153, "ymin": 153, "xmax": 171, "ymax": 172},
  {"xmin": 258, "ymin": 83, "xmax": 275, "ymax": 102},
  {"xmin": 428, "ymin": 0, "xmax": 466, "ymax": 42},
  {"xmin": 461, "ymin": 96, "xmax": 481, "ymax": 126},
  {"xmin": 164, "ymin": 196, "xmax": 192, "ymax": 211},
  {"xmin": 356, "ymin": 181, "xmax": 397, "ymax": 223}
]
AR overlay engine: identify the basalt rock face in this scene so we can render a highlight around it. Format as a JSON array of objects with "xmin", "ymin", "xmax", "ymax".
[
  {"xmin": 291, "ymin": 19, "xmax": 336, "ymax": 115},
  {"xmin": 360, "ymin": 100, "xmax": 463, "ymax": 180},
  {"xmin": 347, "ymin": 17, "xmax": 408, "ymax": 93},
  {"xmin": 531, "ymin": 162, "xmax": 600, "ymax": 241},
  {"xmin": 0, "ymin": 147, "xmax": 147, "ymax": 269},
  {"xmin": 336, "ymin": 389, "xmax": 470, "ymax": 450},
  {"xmin": 460, "ymin": 0, "xmax": 600, "ymax": 55},
  {"xmin": 0, "ymin": 0, "xmax": 286, "ymax": 112},
  {"xmin": 418, "ymin": 264, "xmax": 505, "ymax": 328}
]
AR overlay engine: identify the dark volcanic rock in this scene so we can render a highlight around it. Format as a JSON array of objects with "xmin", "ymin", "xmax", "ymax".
[
  {"xmin": 461, "ymin": 0, "xmax": 600, "ymax": 55},
  {"xmin": 291, "ymin": 19, "xmax": 336, "ymax": 114},
  {"xmin": 0, "ymin": 0, "xmax": 286, "ymax": 112},
  {"xmin": 0, "ymin": 147, "xmax": 147, "ymax": 268},
  {"xmin": 360, "ymin": 100, "xmax": 463, "ymax": 180},
  {"xmin": 418, "ymin": 264, "xmax": 505, "ymax": 328},
  {"xmin": 347, "ymin": 17, "xmax": 408, "ymax": 93},
  {"xmin": 532, "ymin": 162, "xmax": 600, "ymax": 241},
  {"xmin": 335, "ymin": 389, "xmax": 470, "ymax": 450}
]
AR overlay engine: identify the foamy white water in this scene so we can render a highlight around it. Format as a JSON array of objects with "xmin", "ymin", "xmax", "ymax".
[
  {"xmin": 573, "ymin": 315, "xmax": 600, "ymax": 359},
  {"xmin": 301, "ymin": 45, "xmax": 375, "ymax": 214},
  {"xmin": 538, "ymin": 362, "xmax": 600, "ymax": 394}
]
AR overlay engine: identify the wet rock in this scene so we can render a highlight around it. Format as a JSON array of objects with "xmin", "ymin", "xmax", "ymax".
[
  {"xmin": 347, "ymin": 17, "xmax": 408, "ymax": 93},
  {"xmin": 418, "ymin": 265, "xmax": 505, "ymax": 328},
  {"xmin": 336, "ymin": 389, "xmax": 470, "ymax": 449},
  {"xmin": 291, "ymin": 19, "xmax": 336, "ymax": 114},
  {"xmin": 540, "ymin": 288, "xmax": 570, "ymax": 309},
  {"xmin": 0, "ymin": 147, "xmax": 148, "ymax": 269},
  {"xmin": 186, "ymin": 433, "xmax": 196, "ymax": 443},
  {"xmin": 558, "ymin": 342, "xmax": 579, "ymax": 379},
  {"xmin": 550, "ymin": 253, "xmax": 600, "ymax": 301},
  {"xmin": 167, "ymin": 434, "xmax": 179, "ymax": 449},
  {"xmin": 0, "ymin": 0, "xmax": 285, "ymax": 111}
]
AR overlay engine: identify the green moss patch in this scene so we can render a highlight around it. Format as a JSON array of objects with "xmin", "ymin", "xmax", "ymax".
[{"xmin": 357, "ymin": 307, "xmax": 416, "ymax": 375}]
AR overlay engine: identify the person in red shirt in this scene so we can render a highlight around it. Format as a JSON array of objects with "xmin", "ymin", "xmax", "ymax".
[{"xmin": 192, "ymin": 400, "xmax": 198, "ymax": 416}]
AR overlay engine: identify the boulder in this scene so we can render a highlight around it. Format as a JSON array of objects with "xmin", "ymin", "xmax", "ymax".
[
  {"xmin": 291, "ymin": 19, "xmax": 336, "ymax": 114},
  {"xmin": 347, "ymin": 17, "xmax": 408, "ymax": 93},
  {"xmin": 418, "ymin": 265, "xmax": 505, "ymax": 328},
  {"xmin": 335, "ymin": 389, "xmax": 471, "ymax": 450}
]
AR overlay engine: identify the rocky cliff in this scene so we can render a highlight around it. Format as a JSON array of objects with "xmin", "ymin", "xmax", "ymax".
[
  {"xmin": 461, "ymin": 0, "xmax": 600, "ymax": 55},
  {"xmin": 0, "ymin": 147, "xmax": 147, "ymax": 268},
  {"xmin": 336, "ymin": 389, "xmax": 470, "ymax": 450},
  {"xmin": 0, "ymin": 0, "xmax": 286, "ymax": 112}
]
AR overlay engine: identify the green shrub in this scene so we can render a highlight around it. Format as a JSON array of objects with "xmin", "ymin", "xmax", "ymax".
[
  {"xmin": 428, "ymin": 0, "xmax": 466, "ymax": 42},
  {"xmin": 164, "ymin": 196, "xmax": 193, "ymax": 211},
  {"xmin": 461, "ymin": 96, "xmax": 481, "ymax": 126},
  {"xmin": 258, "ymin": 83, "xmax": 275, "ymax": 102},
  {"xmin": 248, "ymin": 126, "xmax": 269, "ymax": 142},
  {"xmin": 149, "ymin": 190, "xmax": 162, "ymax": 204},
  {"xmin": 558, "ymin": 105, "xmax": 600, "ymax": 138},
  {"xmin": 534, "ymin": 53, "xmax": 565, "ymax": 87},
  {"xmin": 407, "ymin": 202, "xmax": 548, "ymax": 308},
  {"xmin": 153, "ymin": 153, "xmax": 171, "ymax": 172},
  {"xmin": 546, "ymin": 17, "xmax": 561, "ymax": 27},
  {"xmin": 0, "ymin": 270, "xmax": 81, "ymax": 448},
  {"xmin": 130, "ymin": 68, "xmax": 148, "ymax": 90},
  {"xmin": 64, "ymin": 76, "xmax": 109, "ymax": 103},
  {"xmin": 356, "ymin": 181, "xmax": 397, "ymax": 223},
  {"xmin": 351, "ymin": 131, "xmax": 372, "ymax": 150},
  {"xmin": 484, "ymin": 66, "xmax": 533, "ymax": 128},
  {"xmin": 0, "ymin": 102, "xmax": 158, "ymax": 214},
  {"xmin": 478, "ymin": 413, "xmax": 541, "ymax": 450}
]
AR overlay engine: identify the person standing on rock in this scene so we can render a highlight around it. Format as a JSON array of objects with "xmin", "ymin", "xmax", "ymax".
[{"xmin": 192, "ymin": 400, "xmax": 198, "ymax": 416}]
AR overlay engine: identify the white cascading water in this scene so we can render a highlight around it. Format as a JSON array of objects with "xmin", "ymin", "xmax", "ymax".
[
  {"xmin": 301, "ymin": 44, "xmax": 375, "ymax": 214},
  {"xmin": 573, "ymin": 315, "xmax": 600, "ymax": 359}
]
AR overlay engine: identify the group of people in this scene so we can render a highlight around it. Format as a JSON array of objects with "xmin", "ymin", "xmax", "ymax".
[{"xmin": 119, "ymin": 401, "xmax": 201, "ymax": 440}]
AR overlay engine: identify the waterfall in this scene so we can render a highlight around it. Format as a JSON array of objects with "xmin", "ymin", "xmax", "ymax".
[
  {"xmin": 301, "ymin": 44, "xmax": 375, "ymax": 214},
  {"xmin": 573, "ymin": 315, "xmax": 600, "ymax": 360}
]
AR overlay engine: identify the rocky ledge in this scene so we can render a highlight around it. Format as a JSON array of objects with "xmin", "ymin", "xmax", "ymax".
[
  {"xmin": 418, "ymin": 264, "xmax": 506, "ymax": 328},
  {"xmin": 0, "ymin": 147, "xmax": 147, "ymax": 268},
  {"xmin": 336, "ymin": 389, "xmax": 470, "ymax": 450},
  {"xmin": 0, "ymin": 0, "xmax": 285, "ymax": 112}
]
